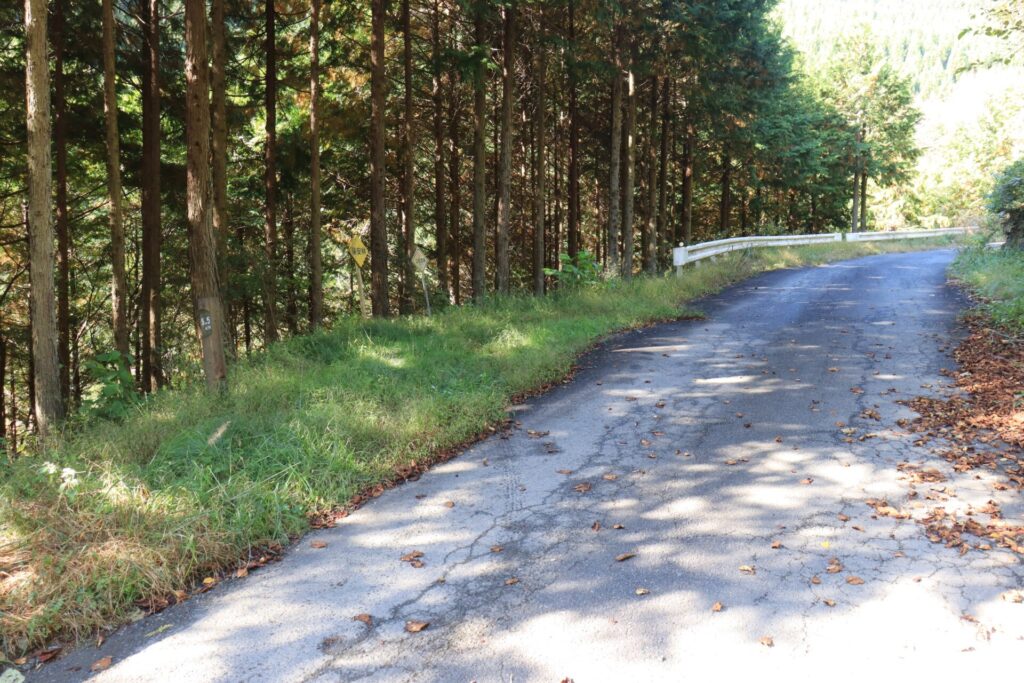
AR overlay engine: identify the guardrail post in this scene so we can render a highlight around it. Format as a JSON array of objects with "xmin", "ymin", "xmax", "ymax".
[{"xmin": 673, "ymin": 243, "xmax": 687, "ymax": 277}]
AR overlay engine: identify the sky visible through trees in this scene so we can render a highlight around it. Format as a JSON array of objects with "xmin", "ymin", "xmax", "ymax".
[{"xmin": 0, "ymin": 0, "xmax": 1019, "ymax": 440}]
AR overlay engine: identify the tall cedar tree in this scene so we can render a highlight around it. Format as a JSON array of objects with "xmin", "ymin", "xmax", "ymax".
[
  {"xmin": 471, "ymin": 2, "xmax": 487, "ymax": 302},
  {"xmin": 24, "ymin": 0, "xmax": 63, "ymax": 433},
  {"xmin": 495, "ymin": 3, "xmax": 514, "ymax": 294},
  {"xmin": 101, "ymin": 0, "xmax": 129, "ymax": 358},
  {"xmin": 369, "ymin": 0, "xmax": 390, "ymax": 316},
  {"xmin": 184, "ymin": 0, "xmax": 228, "ymax": 391},
  {"xmin": 309, "ymin": 0, "xmax": 324, "ymax": 327},
  {"xmin": 532, "ymin": 14, "xmax": 546, "ymax": 295},
  {"xmin": 263, "ymin": 0, "xmax": 279, "ymax": 339},
  {"xmin": 399, "ymin": 0, "xmax": 415, "ymax": 312},
  {"xmin": 140, "ymin": 0, "xmax": 162, "ymax": 391},
  {"xmin": 52, "ymin": 0, "xmax": 70, "ymax": 405}
]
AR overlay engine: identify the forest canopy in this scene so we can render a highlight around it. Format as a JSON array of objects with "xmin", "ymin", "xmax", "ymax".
[{"xmin": 1, "ymin": 0, "xmax": 1003, "ymax": 440}]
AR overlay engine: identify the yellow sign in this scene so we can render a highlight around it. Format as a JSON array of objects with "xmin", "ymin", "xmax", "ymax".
[{"xmin": 348, "ymin": 235, "xmax": 369, "ymax": 268}]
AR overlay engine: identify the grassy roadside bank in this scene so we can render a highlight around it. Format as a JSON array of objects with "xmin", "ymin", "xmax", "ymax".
[
  {"xmin": 951, "ymin": 243, "xmax": 1024, "ymax": 330},
  {"xmin": 0, "ymin": 237, "xmax": 961, "ymax": 659}
]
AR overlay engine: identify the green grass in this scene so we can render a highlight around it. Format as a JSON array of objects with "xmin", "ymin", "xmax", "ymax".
[
  {"xmin": 0, "ymin": 237, "xmax": 961, "ymax": 657},
  {"xmin": 952, "ymin": 242, "xmax": 1024, "ymax": 330}
]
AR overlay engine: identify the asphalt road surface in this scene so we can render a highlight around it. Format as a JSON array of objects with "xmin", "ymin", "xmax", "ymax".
[{"xmin": 34, "ymin": 249, "xmax": 1024, "ymax": 682}]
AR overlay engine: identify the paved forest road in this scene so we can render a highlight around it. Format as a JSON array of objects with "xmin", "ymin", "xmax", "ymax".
[{"xmin": 39, "ymin": 250, "xmax": 1023, "ymax": 682}]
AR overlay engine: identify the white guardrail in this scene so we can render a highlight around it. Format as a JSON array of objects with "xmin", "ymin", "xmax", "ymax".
[{"xmin": 672, "ymin": 226, "xmax": 970, "ymax": 269}]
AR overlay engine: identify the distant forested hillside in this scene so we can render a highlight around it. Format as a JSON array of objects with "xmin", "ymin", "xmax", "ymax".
[
  {"xmin": 778, "ymin": 0, "xmax": 980, "ymax": 97},
  {"xmin": 778, "ymin": 0, "xmax": 1024, "ymax": 225}
]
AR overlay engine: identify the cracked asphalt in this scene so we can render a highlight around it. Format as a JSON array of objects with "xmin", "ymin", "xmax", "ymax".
[{"xmin": 34, "ymin": 249, "xmax": 1024, "ymax": 682}]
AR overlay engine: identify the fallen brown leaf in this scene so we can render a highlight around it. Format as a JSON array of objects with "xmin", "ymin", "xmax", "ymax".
[
  {"xmin": 310, "ymin": 540, "xmax": 328, "ymax": 549},
  {"xmin": 91, "ymin": 656, "xmax": 112, "ymax": 672},
  {"xmin": 405, "ymin": 621, "xmax": 430, "ymax": 633},
  {"xmin": 615, "ymin": 552, "xmax": 637, "ymax": 562},
  {"xmin": 505, "ymin": 577, "xmax": 520, "ymax": 586},
  {"xmin": 635, "ymin": 587, "xmax": 650, "ymax": 595},
  {"xmin": 353, "ymin": 613, "xmax": 373, "ymax": 625},
  {"xmin": 760, "ymin": 636, "xmax": 774, "ymax": 647},
  {"xmin": 712, "ymin": 601, "xmax": 724, "ymax": 612},
  {"xmin": 738, "ymin": 564, "xmax": 756, "ymax": 575},
  {"xmin": 771, "ymin": 540, "xmax": 782, "ymax": 549},
  {"xmin": 846, "ymin": 576, "xmax": 865, "ymax": 585},
  {"xmin": 37, "ymin": 646, "xmax": 62, "ymax": 663},
  {"xmin": 811, "ymin": 575, "xmax": 822, "ymax": 585},
  {"xmin": 574, "ymin": 482, "xmax": 592, "ymax": 493},
  {"xmin": 823, "ymin": 599, "xmax": 836, "ymax": 607}
]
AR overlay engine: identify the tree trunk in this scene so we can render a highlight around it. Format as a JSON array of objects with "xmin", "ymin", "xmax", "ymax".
[
  {"xmin": 399, "ymin": 0, "xmax": 415, "ymax": 313},
  {"xmin": 607, "ymin": 24, "xmax": 622, "ymax": 272},
  {"xmin": 53, "ymin": 0, "xmax": 70, "ymax": 407},
  {"xmin": 8, "ymin": 344, "xmax": 16, "ymax": 450},
  {"xmin": 553, "ymin": 136, "xmax": 562, "ymax": 267},
  {"xmin": 263, "ymin": 0, "xmax": 279, "ymax": 339},
  {"xmin": 657, "ymin": 77, "xmax": 670, "ymax": 265},
  {"xmin": 471, "ymin": 4, "xmax": 487, "ymax": 303},
  {"xmin": 495, "ymin": 3, "xmax": 514, "ymax": 294},
  {"xmin": 27, "ymin": 256, "xmax": 36, "ymax": 435},
  {"xmin": 567, "ymin": 2, "xmax": 580, "ymax": 261},
  {"xmin": 369, "ymin": 0, "xmax": 391, "ymax": 316},
  {"xmin": 850, "ymin": 168, "xmax": 860, "ymax": 232},
  {"xmin": 308, "ymin": 0, "xmax": 323, "ymax": 327},
  {"xmin": 141, "ymin": 0, "xmax": 162, "ymax": 392},
  {"xmin": 448, "ymin": 101, "xmax": 462, "ymax": 305},
  {"xmin": 860, "ymin": 170, "xmax": 868, "ymax": 230},
  {"xmin": 0, "ymin": 335, "xmax": 6, "ymax": 445},
  {"xmin": 185, "ymin": 0, "xmax": 228, "ymax": 392},
  {"xmin": 643, "ymin": 76, "xmax": 658, "ymax": 275},
  {"xmin": 533, "ymin": 17, "xmax": 547, "ymax": 296},
  {"xmin": 25, "ymin": 0, "xmax": 64, "ymax": 433},
  {"xmin": 740, "ymin": 179, "xmax": 749, "ymax": 233},
  {"xmin": 431, "ymin": 0, "xmax": 448, "ymax": 295},
  {"xmin": 719, "ymin": 153, "xmax": 731, "ymax": 234},
  {"xmin": 71, "ymin": 264, "xmax": 81, "ymax": 402},
  {"xmin": 211, "ymin": 0, "xmax": 229, "ymax": 282},
  {"xmin": 620, "ymin": 61, "xmax": 636, "ymax": 280},
  {"xmin": 102, "ymin": 0, "xmax": 129, "ymax": 359},
  {"xmin": 680, "ymin": 126, "xmax": 694, "ymax": 245},
  {"xmin": 284, "ymin": 196, "xmax": 298, "ymax": 334}
]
